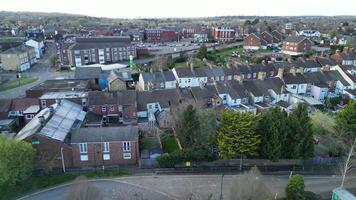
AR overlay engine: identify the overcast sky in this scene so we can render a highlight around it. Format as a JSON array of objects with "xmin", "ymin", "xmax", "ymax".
[{"xmin": 1, "ymin": 0, "xmax": 356, "ymax": 18}]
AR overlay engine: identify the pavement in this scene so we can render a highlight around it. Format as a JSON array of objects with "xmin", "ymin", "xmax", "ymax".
[{"xmin": 18, "ymin": 174, "xmax": 356, "ymax": 200}]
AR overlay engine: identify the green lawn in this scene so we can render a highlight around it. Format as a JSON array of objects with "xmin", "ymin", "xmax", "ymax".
[
  {"xmin": 161, "ymin": 135, "xmax": 179, "ymax": 153},
  {"xmin": 174, "ymin": 61, "xmax": 187, "ymax": 68},
  {"xmin": 0, "ymin": 171, "xmax": 130, "ymax": 200},
  {"xmin": 209, "ymin": 46, "xmax": 244, "ymax": 57},
  {"xmin": 0, "ymin": 77, "xmax": 38, "ymax": 92}
]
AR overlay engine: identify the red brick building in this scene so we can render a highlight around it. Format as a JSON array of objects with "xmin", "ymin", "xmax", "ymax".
[
  {"xmin": 212, "ymin": 27, "xmax": 236, "ymax": 43},
  {"xmin": 243, "ymin": 33, "xmax": 268, "ymax": 50},
  {"xmin": 70, "ymin": 126, "xmax": 139, "ymax": 167},
  {"xmin": 145, "ymin": 29, "xmax": 177, "ymax": 42},
  {"xmin": 87, "ymin": 91, "xmax": 137, "ymax": 126},
  {"xmin": 282, "ymin": 36, "xmax": 313, "ymax": 56}
]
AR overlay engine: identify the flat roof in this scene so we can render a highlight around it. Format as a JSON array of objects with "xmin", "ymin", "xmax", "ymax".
[{"xmin": 40, "ymin": 91, "xmax": 88, "ymax": 100}]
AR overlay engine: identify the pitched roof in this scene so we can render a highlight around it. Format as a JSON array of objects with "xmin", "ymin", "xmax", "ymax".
[
  {"xmin": 0, "ymin": 99, "xmax": 12, "ymax": 113},
  {"xmin": 11, "ymin": 98, "xmax": 39, "ymax": 111},
  {"xmin": 136, "ymin": 89, "xmax": 182, "ymax": 112},
  {"xmin": 283, "ymin": 73, "xmax": 307, "ymax": 85},
  {"xmin": 174, "ymin": 67, "xmax": 194, "ymax": 77},
  {"xmin": 88, "ymin": 91, "xmax": 119, "ymax": 105},
  {"xmin": 338, "ymin": 51, "xmax": 356, "ymax": 60},
  {"xmin": 74, "ymin": 67, "xmax": 108, "ymax": 79},
  {"xmin": 1, "ymin": 44, "xmax": 33, "ymax": 54},
  {"xmin": 162, "ymin": 71, "xmax": 176, "ymax": 82},
  {"xmin": 316, "ymin": 57, "xmax": 338, "ymax": 67},
  {"xmin": 70, "ymin": 126, "xmax": 138, "ymax": 143},
  {"xmin": 141, "ymin": 71, "xmax": 165, "ymax": 83}
]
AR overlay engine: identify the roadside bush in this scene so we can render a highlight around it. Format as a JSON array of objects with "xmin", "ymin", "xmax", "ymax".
[{"xmin": 157, "ymin": 149, "xmax": 216, "ymax": 168}]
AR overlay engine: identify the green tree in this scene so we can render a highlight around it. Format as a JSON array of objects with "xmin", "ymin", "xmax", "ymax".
[
  {"xmin": 217, "ymin": 110, "xmax": 261, "ymax": 158},
  {"xmin": 176, "ymin": 105, "xmax": 201, "ymax": 148},
  {"xmin": 329, "ymin": 28, "xmax": 338, "ymax": 38},
  {"xmin": 285, "ymin": 104, "xmax": 314, "ymax": 159},
  {"xmin": 0, "ymin": 137, "xmax": 35, "ymax": 187},
  {"xmin": 198, "ymin": 109, "xmax": 217, "ymax": 149},
  {"xmin": 258, "ymin": 107, "xmax": 288, "ymax": 161},
  {"xmin": 197, "ymin": 44, "xmax": 208, "ymax": 60},
  {"xmin": 335, "ymin": 100, "xmax": 356, "ymax": 137},
  {"xmin": 286, "ymin": 175, "xmax": 305, "ymax": 200}
]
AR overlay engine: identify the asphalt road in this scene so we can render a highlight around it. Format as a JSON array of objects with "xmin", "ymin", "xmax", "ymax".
[{"xmin": 18, "ymin": 174, "xmax": 356, "ymax": 200}]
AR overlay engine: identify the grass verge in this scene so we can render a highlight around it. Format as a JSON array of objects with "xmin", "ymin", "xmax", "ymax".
[
  {"xmin": 0, "ymin": 171, "xmax": 130, "ymax": 200},
  {"xmin": 0, "ymin": 77, "xmax": 38, "ymax": 92}
]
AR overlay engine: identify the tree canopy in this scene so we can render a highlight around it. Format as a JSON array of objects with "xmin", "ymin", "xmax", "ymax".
[
  {"xmin": 0, "ymin": 137, "xmax": 35, "ymax": 187},
  {"xmin": 335, "ymin": 100, "xmax": 356, "ymax": 137},
  {"xmin": 286, "ymin": 175, "xmax": 306, "ymax": 200},
  {"xmin": 217, "ymin": 110, "xmax": 261, "ymax": 158},
  {"xmin": 258, "ymin": 107, "xmax": 288, "ymax": 161},
  {"xmin": 197, "ymin": 44, "xmax": 208, "ymax": 60}
]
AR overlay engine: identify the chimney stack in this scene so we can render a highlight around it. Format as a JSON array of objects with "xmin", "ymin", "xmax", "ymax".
[
  {"xmin": 322, "ymin": 65, "xmax": 331, "ymax": 72},
  {"xmin": 343, "ymin": 47, "xmax": 350, "ymax": 53},
  {"xmin": 290, "ymin": 66, "xmax": 296, "ymax": 76},
  {"xmin": 299, "ymin": 67, "xmax": 304, "ymax": 75},
  {"xmin": 277, "ymin": 68, "xmax": 284, "ymax": 79},
  {"xmin": 257, "ymin": 71, "xmax": 266, "ymax": 80}
]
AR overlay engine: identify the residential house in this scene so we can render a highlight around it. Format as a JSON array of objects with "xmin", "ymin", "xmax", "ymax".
[
  {"xmin": 297, "ymin": 30, "xmax": 321, "ymax": 38},
  {"xmin": 172, "ymin": 67, "xmax": 199, "ymax": 88},
  {"xmin": 8, "ymin": 98, "xmax": 39, "ymax": 120},
  {"xmin": 0, "ymin": 44, "xmax": 37, "ymax": 71},
  {"xmin": 70, "ymin": 126, "xmax": 139, "ymax": 167},
  {"xmin": 271, "ymin": 30, "xmax": 283, "ymax": 44},
  {"xmin": 243, "ymin": 33, "xmax": 268, "ymax": 50},
  {"xmin": 281, "ymin": 69, "xmax": 308, "ymax": 95},
  {"xmin": 331, "ymin": 50, "xmax": 356, "ymax": 66},
  {"xmin": 138, "ymin": 71, "xmax": 176, "ymax": 91},
  {"xmin": 25, "ymin": 39, "xmax": 44, "ymax": 58},
  {"xmin": 145, "ymin": 29, "xmax": 177, "ymax": 42},
  {"xmin": 189, "ymin": 85, "xmax": 222, "ymax": 108},
  {"xmin": 108, "ymin": 69, "xmax": 134, "ymax": 91},
  {"xmin": 282, "ymin": 36, "xmax": 313, "ymax": 56}
]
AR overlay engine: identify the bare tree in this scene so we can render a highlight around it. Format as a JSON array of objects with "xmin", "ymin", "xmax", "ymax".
[
  {"xmin": 340, "ymin": 138, "xmax": 356, "ymax": 188},
  {"xmin": 65, "ymin": 176, "xmax": 103, "ymax": 200},
  {"xmin": 229, "ymin": 167, "xmax": 273, "ymax": 200}
]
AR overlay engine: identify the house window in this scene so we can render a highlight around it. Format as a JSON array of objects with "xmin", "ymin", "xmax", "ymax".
[
  {"xmin": 41, "ymin": 100, "xmax": 46, "ymax": 108},
  {"xmin": 79, "ymin": 143, "xmax": 88, "ymax": 161},
  {"xmin": 79, "ymin": 143, "xmax": 87, "ymax": 153},
  {"xmin": 155, "ymin": 103, "xmax": 159, "ymax": 109},
  {"xmin": 109, "ymin": 105, "xmax": 115, "ymax": 112},
  {"xmin": 101, "ymin": 106, "xmax": 107, "ymax": 112},
  {"xmin": 291, "ymin": 85, "xmax": 297, "ymax": 89},
  {"xmin": 102, "ymin": 142, "xmax": 110, "ymax": 153},
  {"xmin": 26, "ymin": 114, "xmax": 34, "ymax": 120},
  {"xmin": 123, "ymin": 141, "xmax": 131, "ymax": 152},
  {"xmin": 148, "ymin": 104, "xmax": 152, "ymax": 110},
  {"xmin": 123, "ymin": 153, "xmax": 132, "ymax": 160}
]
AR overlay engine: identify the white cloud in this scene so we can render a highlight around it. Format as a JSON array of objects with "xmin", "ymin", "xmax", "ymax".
[{"xmin": 1, "ymin": 0, "xmax": 356, "ymax": 18}]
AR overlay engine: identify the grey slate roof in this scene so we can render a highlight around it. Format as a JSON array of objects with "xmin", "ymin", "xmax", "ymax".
[
  {"xmin": 338, "ymin": 52, "xmax": 356, "ymax": 60},
  {"xmin": 74, "ymin": 67, "xmax": 108, "ymax": 79},
  {"xmin": 136, "ymin": 89, "xmax": 182, "ymax": 112},
  {"xmin": 283, "ymin": 73, "xmax": 308, "ymax": 85},
  {"xmin": 162, "ymin": 71, "xmax": 176, "ymax": 82},
  {"xmin": 316, "ymin": 57, "xmax": 338, "ymax": 67},
  {"xmin": 71, "ymin": 126, "xmax": 138, "ymax": 143},
  {"xmin": 88, "ymin": 91, "xmax": 119, "ymax": 105},
  {"xmin": 174, "ymin": 67, "xmax": 194, "ymax": 77}
]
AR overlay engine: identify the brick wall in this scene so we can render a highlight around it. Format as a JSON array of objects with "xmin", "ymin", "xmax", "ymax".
[{"xmin": 71, "ymin": 141, "xmax": 139, "ymax": 167}]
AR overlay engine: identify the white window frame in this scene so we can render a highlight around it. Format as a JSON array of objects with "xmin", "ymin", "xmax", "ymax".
[
  {"xmin": 102, "ymin": 105, "xmax": 107, "ymax": 112},
  {"xmin": 79, "ymin": 143, "xmax": 87, "ymax": 154},
  {"xmin": 102, "ymin": 142, "xmax": 110, "ymax": 153},
  {"xmin": 123, "ymin": 141, "xmax": 131, "ymax": 152}
]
